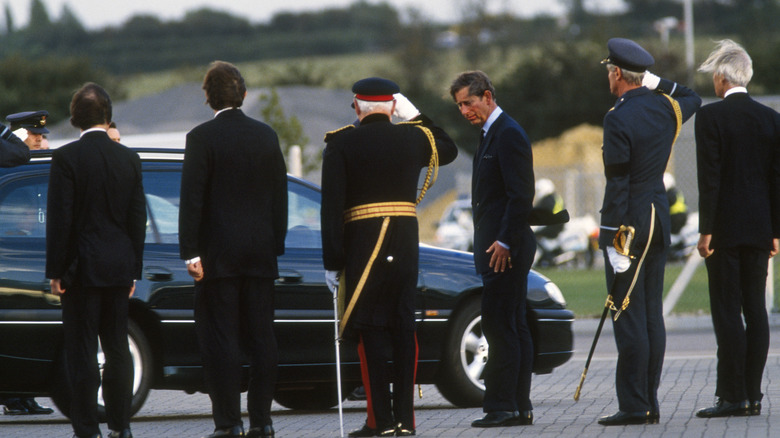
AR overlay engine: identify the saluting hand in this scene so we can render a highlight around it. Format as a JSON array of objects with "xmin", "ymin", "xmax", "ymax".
[{"xmin": 487, "ymin": 241, "xmax": 512, "ymax": 273}]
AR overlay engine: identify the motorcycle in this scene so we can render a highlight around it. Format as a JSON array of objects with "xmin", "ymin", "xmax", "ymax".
[{"xmin": 533, "ymin": 214, "xmax": 600, "ymax": 269}]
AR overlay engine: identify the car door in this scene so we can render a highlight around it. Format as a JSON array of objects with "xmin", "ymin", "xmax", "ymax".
[
  {"xmin": 0, "ymin": 171, "xmax": 61, "ymax": 392},
  {"xmin": 274, "ymin": 179, "xmax": 359, "ymax": 380}
]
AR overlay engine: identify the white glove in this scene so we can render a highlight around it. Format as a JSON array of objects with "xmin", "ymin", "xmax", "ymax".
[
  {"xmin": 607, "ymin": 246, "xmax": 631, "ymax": 274},
  {"xmin": 325, "ymin": 270, "xmax": 340, "ymax": 292},
  {"xmin": 393, "ymin": 93, "xmax": 420, "ymax": 121},
  {"xmin": 642, "ymin": 71, "xmax": 661, "ymax": 91}
]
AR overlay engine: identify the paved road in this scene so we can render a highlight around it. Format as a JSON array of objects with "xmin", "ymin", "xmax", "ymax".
[{"xmin": 3, "ymin": 315, "xmax": 779, "ymax": 437}]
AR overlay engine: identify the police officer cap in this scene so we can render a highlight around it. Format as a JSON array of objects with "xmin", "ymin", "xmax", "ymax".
[
  {"xmin": 352, "ymin": 77, "xmax": 400, "ymax": 102},
  {"xmin": 6, "ymin": 110, "xmax": 49, "ymax": 134},
  {"xmin": 601, "ymin": 38, "xmax": 654, "ymax": 73}
]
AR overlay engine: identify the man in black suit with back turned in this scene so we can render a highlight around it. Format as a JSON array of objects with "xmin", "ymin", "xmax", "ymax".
[
  {"xmin": 47, "ymin": 83, "xmax": 146, "ymax": 438},
  {"xmin": 694, "ymin": 39, "xmax": 780, "ymax": 418},
  {"xmin": 450, "ymin": 71, "xmax": 536, "ymax": 428},
  {"xmin": 179, "ymin": 61, "xmax": 288, "ymax": 438}
]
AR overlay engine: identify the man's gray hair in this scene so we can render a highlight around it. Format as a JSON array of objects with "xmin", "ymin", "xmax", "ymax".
[
  {"xmin": 355, "ymin": 99, "xmax": 394, "ymax": 115},
  {"xmin": 606, "ymin": 63, "xmax": 644, "ymax": 86},
  {"xmin": 698, "ymin": 39, "xmax": 753, "ymax": 87}
]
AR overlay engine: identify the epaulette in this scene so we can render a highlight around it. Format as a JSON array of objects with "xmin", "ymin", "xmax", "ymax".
[
  {"xmin": 397, "ymin": 119, "xmax": 422, "ymax": 126},
  {"xmin": 324, "ymin": 125, "xmax": 355, "ymax": 142}
]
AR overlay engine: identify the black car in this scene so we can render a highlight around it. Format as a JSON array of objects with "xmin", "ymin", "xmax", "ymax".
[{"xmin": 0, "ymin": 148, "xmax": 573, "ymax": 416}]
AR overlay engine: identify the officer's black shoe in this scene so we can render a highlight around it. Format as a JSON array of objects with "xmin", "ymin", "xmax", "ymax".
[
  {"xmin": 648, "ymin": 411, "xmax": 660, "ymax": 424},
  {"xmin": 471, "ymin": 410, "xmax": 519, "ymax": 427},
  {"xmin": 347, "ymin": 424, "xmax": 377, "ymax": 437},
  {"xmin": 20, "ymin": 398, "xmax": 54, "ymax": 415},
  {"xmin": 107, "ymin": 428, "xmax": 132, "ymax": 438},
  {"xmin": 376, "ymin": 425, "xmax": 396, "ymax": 437},
  {"xmin": 695, "ymin": 398, "xmax": 750, "ymax": 418},
  {"xmin": 395, "ymin": 423, "xmax": 415, "ymax": 436},
  {"xmin": 2, "ymin": 399, "xmax": 28, "ymax": 415},
  {"xmin": 512, "ymin": 410, "xmax": 533, "ymax": 425},
  {"xmin": 749, "ymin": 401, "xmax": 762, "ymax": 416},
  {"xmin": 597, "ymin": 411, "xmax": 654, "ymax": 426},
  {"xmin": 246, "ymin": 425, "xmax": 274, "ymax": 437},
  {"xmin": 202, "ymin": 425, "xmax": 245, "ymax": 437}
]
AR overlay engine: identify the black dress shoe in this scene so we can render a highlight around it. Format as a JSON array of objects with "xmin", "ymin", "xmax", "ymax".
[
  {"xmin": 376, "ymin": 426, "xmax": 396, "ymax": 437},
  {"xmin": 347, "ymin": 424, "xmax": 377, "ymax": 437},
  {"xmin": 598, "ymin": 411, "xmax": 653, "ymax": 426},
  {"xmin": 396, "ymin": 425, "xmax": 416, "ymax": 436},
  {"xmin": 246, "ymin": 425, "xmax": 274, "ymax": 437},
  {"xmin": 695, "ymin": 399, "xmax": 750, "ymax": 418},
  {"xmin": 749, "ymin": 401, "xmax": 762, "ymax": 416},
  {"xmin": 513, "ymin": 410, "xmax": 533, "ymax": 425},
  {"xmin": 107, "ymin": 429, "xmax": 132, "ymax": 438},
  {"xmin": 20, "ymin": 398, "xmax": 54, "ymax": 415},
  {"xmin": 471, "ymin": 411, "xmax": 519, "ymax": 427},
  {"xmin": 203, "ymin": 425, "xmax": 245, "ymax": 438},
  {"xmin": 2, "ymin": 398, "xmax": 28, "ymax": 415},
  {"xmin": 648, "ymin": 411, "xmax": 660, "ymax": 424}
]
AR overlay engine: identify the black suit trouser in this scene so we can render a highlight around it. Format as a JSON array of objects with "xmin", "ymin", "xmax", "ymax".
[
  {"xmin": 194, "ymin": 277, "xmax": 278, "ymax": 430},
  {"xmin": 62, "ymin": 286, "xmax": 132, "ymax": 437},
  {"xmin": 480, "ymin": 250, "xmax": 534, "ymax": 413},
  {"xmin": 705, "ymin": 247, "xmax": 770, "ymax": 403}
]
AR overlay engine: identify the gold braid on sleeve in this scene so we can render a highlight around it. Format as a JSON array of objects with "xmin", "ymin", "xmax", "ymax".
[{"xmin": 415, "ymin": 125, "xmax": 439, "ymax": 206}]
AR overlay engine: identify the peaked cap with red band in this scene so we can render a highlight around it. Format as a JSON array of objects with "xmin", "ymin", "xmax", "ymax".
[{"xmin": 352, "ymin": 77, "xmax": 400, "ymax": 102}]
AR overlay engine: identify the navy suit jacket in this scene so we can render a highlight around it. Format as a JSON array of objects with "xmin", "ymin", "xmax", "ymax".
[
  {"xmin": 695, "ymin": 92, "xmax": 780, "ymax": 249},
  {"xmin": 46, "ymin": 131, "xmax": 146, "ymax": 287},
  {"xmin": 179, "ymin": 109, "xmax": 288, "ymax": 280},
  {"xmin": 472, "ymin": 111, "xmax": 535, "ymax": 275},
  {"xmin": 599, "ymin": 79, "xmax": 701, "ymax": 251}
]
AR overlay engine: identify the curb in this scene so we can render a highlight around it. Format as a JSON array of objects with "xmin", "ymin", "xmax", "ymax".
[{"xmin": 573, "ymin": 312, "xmax": 780, "ymax": 335}]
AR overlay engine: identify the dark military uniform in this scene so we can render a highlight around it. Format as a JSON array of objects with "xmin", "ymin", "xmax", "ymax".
[
  {"xmin": 598, "ymin": 39, "xmax": 701, "ymax": 420},
  {"xmin": 321, "ymin": 80, "xmax": 457, "ymax": 435}
]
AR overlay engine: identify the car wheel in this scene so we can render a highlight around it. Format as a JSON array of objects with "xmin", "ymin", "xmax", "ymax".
[
  {"xmin": 435, "ymin": 297, "xmax": 485, "ymax": 407},
  {"xmin": 50, "ymin": 319, "xmax": 153, "ymax": 420},
  {"xmin": 274, "ymin": 383, "xmax": 358, "ymax": 410}
]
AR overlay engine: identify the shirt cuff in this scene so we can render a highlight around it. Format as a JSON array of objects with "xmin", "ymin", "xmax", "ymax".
[
  {"xmin": 497, "ymin": 241, "xmax": 509, "ymax": 249},
  {"xmin": 185, "ymin": 256, "xmax": 201, "ymax": 265}
]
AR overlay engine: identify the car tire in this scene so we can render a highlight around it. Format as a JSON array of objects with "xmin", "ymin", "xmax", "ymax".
[
  {"xmin": 435, "ymin": 297, "xmax": 485, "ymax": 408},
  {"xmin": 274, "ymin": 383, "xmax": 358, "ymax": 411},
  {"xmin": 50, "ymin": 319, "xmax": 153, "ymax": 420}
]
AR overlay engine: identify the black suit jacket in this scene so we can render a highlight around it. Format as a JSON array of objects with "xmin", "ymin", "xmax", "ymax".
[
  {"xmin": 45, "ymin": 131, "xmax": 146, "ymax": 287},
  {"xmin": 472, "ymin": 111, "xmax": 535, "ymax": 274},
  {"xmin": 179, "ymin": 109, "xmax": 287, "ymax": 280},
  {"xmin": 695, "ymin": 92, "xmax": 780, "ymax": 249}
]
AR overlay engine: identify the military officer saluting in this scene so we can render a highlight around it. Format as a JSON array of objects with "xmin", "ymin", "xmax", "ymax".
[
  {"xmin": 597, "ymin": 38, "xmax": 700, "ymax": 426},
  {"xmin": 321, "ymin": 77, "xmax": 458, "ymax": 437},
  {"xmin": 7, "ymin": 110, "xmax": 49, "ymax": 150}
]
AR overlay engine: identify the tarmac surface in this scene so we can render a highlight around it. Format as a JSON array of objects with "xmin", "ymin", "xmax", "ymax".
[{"xmin": 2, "ymin": 314, "xmax": 779, "ymax": 437}]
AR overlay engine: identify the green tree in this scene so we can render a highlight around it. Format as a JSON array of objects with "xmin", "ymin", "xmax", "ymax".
[{"xmin": 259, "ymin": 88, "xmax": 314, "ymax": 173}]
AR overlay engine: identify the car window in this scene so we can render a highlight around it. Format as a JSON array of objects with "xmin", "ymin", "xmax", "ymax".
[
  {"xmin": 286, "ymin": 181, "xmax": 321, "ymax": 249},
  {"xmin": 0, "ymin": 176, "xmax": 47, "ymax": 238},
  {"xmin": 143, "ymin": 170, "xmax": 181, "ymax": 244}
]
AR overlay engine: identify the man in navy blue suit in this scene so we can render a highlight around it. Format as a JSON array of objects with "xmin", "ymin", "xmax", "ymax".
[
  {"xmin": 450, "ymin": 71, "xmax": 536, "ymax": 428},
  {"xmin": 597, "ymin": 38, "xmax": 700, "ymax": 426},
  {"xmin": 694, "ymin": 39, "xmax": 780, "ymax": 419}
]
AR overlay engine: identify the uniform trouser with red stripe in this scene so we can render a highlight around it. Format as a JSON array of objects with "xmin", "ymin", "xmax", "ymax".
[{"xmin": 357, "ymin": 328, "xmax": 418, "ymax": 431}]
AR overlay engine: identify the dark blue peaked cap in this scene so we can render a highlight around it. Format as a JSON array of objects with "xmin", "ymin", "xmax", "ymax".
[
  {"xmin": 6, "ymin": 110, "xmax": 49, "ymax": 134},
  {"xmin": 352, "ymin": 77, "xmax": 399, "ymax": 101},
  {"xmin": 601, "ymin": 38, "xmax": 654, "ymax": 72}
]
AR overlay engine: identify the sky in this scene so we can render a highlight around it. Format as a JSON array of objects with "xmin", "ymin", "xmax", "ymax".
[{"xmin": 2, "ymin": 0, "xmax": 625, "ymax": 30}]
